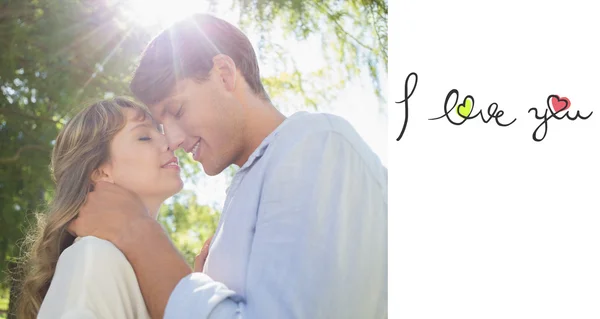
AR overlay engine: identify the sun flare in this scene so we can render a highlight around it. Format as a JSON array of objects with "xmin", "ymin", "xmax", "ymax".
[{"xmin": 124, "ymin": 0, "xmax": 210, "ymax": 27}]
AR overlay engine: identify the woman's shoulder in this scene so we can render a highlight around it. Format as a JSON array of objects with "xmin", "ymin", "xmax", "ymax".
[
  {"xmin": 65, "ymin": 236, "xmax": 123, "ymax": 254},
  {"xmin": 41, "ymin": 238, "xmax": 149, "ymax": 318},
  {"xmin": 52, "ymin": 236, "xmax": 142, "ymax": 299},
  {"xmin": 72, "ymin": 235, "xmax": 119, "ymax": 248},
  {"xmin": 60, "ymin": 236, "xmax": 129, "ymax": 268}
]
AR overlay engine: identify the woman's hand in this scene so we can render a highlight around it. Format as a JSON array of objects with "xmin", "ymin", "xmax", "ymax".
[{"xmin": 194, "ymin": 235, "xmax": 213, "ymax": 272}]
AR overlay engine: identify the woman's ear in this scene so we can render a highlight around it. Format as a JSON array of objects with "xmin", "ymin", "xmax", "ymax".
[{"xmin": 90, "ymin": 165, "xmax": 113, "ymax": 184}]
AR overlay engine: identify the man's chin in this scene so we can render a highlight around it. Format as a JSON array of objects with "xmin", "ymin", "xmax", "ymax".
[{"xmin": 202, "ymin": 164, "xmax": 227, "ymax": 177}]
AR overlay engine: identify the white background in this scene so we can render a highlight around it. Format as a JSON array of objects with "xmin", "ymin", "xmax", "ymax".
[{"xmin": 390, "ymin": 1, "xmax": 600, "ymax": 318}]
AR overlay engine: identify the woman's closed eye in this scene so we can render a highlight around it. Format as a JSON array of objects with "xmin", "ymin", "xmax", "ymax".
[
  {"xmin": 138, "ymin": 136, "xmax": 152, "ymax": 141},
  {"xmin": 174, "ymin": 104, "xmax": 184, "ymax": 119}
]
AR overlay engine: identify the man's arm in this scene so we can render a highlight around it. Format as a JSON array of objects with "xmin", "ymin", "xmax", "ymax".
[{"xmin": 117, "ymin": 218, "xmax": 192, "ymax": 319}]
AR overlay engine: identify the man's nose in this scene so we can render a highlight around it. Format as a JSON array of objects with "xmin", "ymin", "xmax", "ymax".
[{"xmin": 163, "ymin": 122, "xmax": 185, "ymax": 151}]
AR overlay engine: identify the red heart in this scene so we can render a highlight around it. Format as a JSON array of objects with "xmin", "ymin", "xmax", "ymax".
[{"xmin": 551, "ymin": 95, "xmax": 571, "ymax": 113}]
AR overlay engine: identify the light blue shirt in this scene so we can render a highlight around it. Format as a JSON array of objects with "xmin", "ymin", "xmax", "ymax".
[{"xmin": 165, "ymin": 111, "xmax": 388, "ymax": 318}]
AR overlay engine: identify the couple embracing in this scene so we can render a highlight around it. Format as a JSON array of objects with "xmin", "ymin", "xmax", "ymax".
[{"xmin": 17, "ymin": 14, "xmax": 387, "ymax": 319}]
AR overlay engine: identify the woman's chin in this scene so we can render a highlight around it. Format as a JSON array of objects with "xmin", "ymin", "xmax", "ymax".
[{"xmin": 166, "ymin": 179, "xmax": 184, "ymax": 197}]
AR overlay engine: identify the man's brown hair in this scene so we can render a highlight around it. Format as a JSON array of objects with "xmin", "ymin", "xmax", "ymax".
[{"xmin": 130, "ymin": 14, "xmax": 269, "ymax": 105}]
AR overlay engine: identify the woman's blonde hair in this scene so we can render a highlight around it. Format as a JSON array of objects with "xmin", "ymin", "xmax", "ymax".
[{"xmin": 15, "ymin": 97, "xmax": 151, "ymax": 319}]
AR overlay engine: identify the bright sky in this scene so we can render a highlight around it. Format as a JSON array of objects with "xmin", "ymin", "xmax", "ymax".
[{"xmin": 124, "ymin": 0, "xmax": 387, "ymax": 208}]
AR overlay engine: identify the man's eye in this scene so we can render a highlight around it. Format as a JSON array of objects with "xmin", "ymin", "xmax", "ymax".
[{"xmin": 139, "ymin": 137, "xmax": 152, "ymax": 141}]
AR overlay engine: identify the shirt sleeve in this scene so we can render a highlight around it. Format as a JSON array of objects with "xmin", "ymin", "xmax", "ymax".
[
  {"xmin": 164, "ymin": 128, "xmax": 387, "ymax": 318},
  {"xmin": 37, "ymin": 237, "xmax": 151, "ymax": 319}
]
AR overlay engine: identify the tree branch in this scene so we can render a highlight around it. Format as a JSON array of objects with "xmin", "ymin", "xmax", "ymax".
[
  {"xmin": 0, "ymin": 144, "xmax": 50, "ymax": 164},
  {"xmin": 368, "ymin": 4, "xmax": 387, "ymax": 64},
  {"xmin": 311, "ymin": 3, "xmax": 376, "ymax": 52}
]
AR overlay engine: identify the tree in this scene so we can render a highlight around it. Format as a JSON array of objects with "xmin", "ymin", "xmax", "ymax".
[
  {"xmin": 237, "ymin": 0, "xmax": 387, "ymax": 106},
  {"xmin": 0, "ymin": 0, "xmax": 387, "ymax": 314}
]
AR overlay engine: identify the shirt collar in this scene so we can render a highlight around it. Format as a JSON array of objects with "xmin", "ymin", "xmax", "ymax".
[{"xmin": 238, "ymin": 111, "xmax": 308, "ymax": 171}]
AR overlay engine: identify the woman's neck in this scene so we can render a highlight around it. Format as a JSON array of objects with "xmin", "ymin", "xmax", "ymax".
[{"xmin": 141, "ymin": 197, "xmax": 163, "ymax": 219}]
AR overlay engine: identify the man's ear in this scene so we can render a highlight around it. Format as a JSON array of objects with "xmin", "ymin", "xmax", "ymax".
[
  {"xmin": 90, "ymin": 165, "xmax": 114, "ymax": 184},
  {"xmin": 212, "ymin": 54, "xmax": 237, "ymax": 92}
]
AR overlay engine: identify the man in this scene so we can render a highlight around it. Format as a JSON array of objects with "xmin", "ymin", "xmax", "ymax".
[{"xmin": 71, "ymin": 14, "xmax": 387, "ymax": 318}]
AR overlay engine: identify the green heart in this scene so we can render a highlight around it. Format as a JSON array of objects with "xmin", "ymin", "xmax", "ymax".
[{"xmin": 457, "ymin": 96, "xmax": 474, "ymax": 118}]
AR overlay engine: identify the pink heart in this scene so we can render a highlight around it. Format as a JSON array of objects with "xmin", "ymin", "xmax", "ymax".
[{"xmin": 551, "ymin": 95, "xmax": 571, "ymax": 113}]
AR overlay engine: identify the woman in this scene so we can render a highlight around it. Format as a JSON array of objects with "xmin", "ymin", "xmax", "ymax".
[{"xmin": 16, "ymin": 97, "xmax": 184, "ymax": 318}]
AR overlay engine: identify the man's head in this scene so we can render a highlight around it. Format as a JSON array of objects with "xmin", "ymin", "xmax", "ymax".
[{"xmin": 130, "ymin": 14, "xmax": 269, "ymax": 175}]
